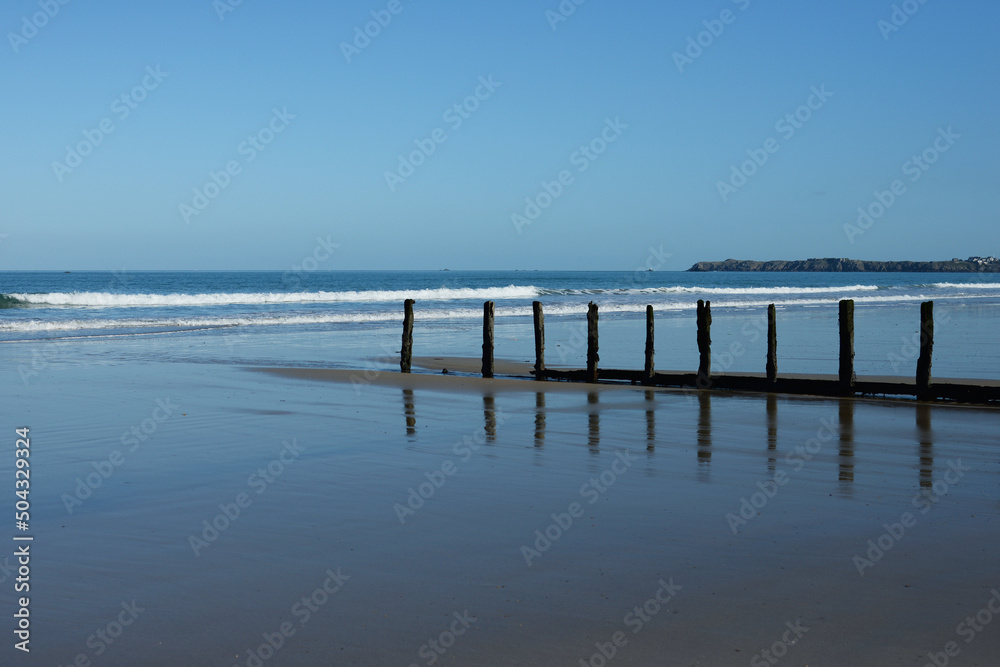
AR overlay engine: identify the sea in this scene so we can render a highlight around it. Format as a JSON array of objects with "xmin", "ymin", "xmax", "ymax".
[{"xmin": 3, "ymin": 270, "xmax": 1000, "ymax": 381}]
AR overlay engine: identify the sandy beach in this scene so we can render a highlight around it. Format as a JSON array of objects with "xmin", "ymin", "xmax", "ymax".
[{"xmin": 5, "ymin": 352, "xmax": 997, "ymax": 666}]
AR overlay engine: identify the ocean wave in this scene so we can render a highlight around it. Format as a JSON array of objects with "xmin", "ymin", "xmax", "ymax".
[
  {"xmin": 538, "ymin": 284, "xmax": 882, "ymax": 296},
  {"xmin": 632, "ymin": 284, "xmax": 881, "ymax": 295},
  {"xmin": 2, "ymin": 285, "xmax": 540, "ymax": 308},
  {"xmin": 930, "ymin": 282, "xmax": 1000, "ymax": 290},
  {"xmin": 0, "ymin": 294, "xmax": 29, "ymax": 309},
  {"xmin": 0, "ymin": 293, "xmax": 949, "ymax": 334}
]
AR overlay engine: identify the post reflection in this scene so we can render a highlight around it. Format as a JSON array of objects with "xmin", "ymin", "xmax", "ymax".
[
  {"xmin": 534, "ymin": 392, "xmax": 546, "ymax": 448},
  {"xmin": 838, "ymin": 399, "xmax": 855, "ymax": 486},
  {"xmin": 587, "ymin": 391, "xmax": 600, "ymax": 453},
  {"xmin": 402, "ymin": 388, "xmax": 416, "ymax": 440},
  {"xmin": 484, "ymin": 394, "xmax": 496, "ymax": 443},
  {"xmin": 645, "ymin": 390, "xmax": 656, "ymax": 451},
  {"xmin": 766, "ymin": 394, "xmax": 778, "ymax": 474},
  {"xmin": 697, "ymin": 392, "xmax": 711, "ymax": 467},
  {"xmin": 917, "ymin": 403, "xmax": 933, "ymax": 489}
]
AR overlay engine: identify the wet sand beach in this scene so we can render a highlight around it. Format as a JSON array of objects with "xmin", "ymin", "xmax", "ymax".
[{"xmin": 6, "ymin": 357, "xmax": 1000, "ymax": 665}]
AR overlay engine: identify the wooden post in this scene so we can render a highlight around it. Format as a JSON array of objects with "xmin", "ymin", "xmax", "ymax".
[
  {"xmin": 586, "ymin": 302, "xmax": 599, "ymax": 383},
  {"xmin": 481, "ymin": 301, "xmax": 495, "ymax": 378},
  {"xmin": 697, "ymin": 300, "xmax": 712, "ymax": 386},
  {"xmin": 532, "ymin": 301, "xmax": 545, "ymax": 380},
  {"xmin": 643, "ymin": 305, "xmax": 655, "ymax": 384},
  {"xmin": 839, "ymin": 299, "xmax": 855, "ymax": 395},
  {"xmin": 766, "ymin": 304, "xmax": 777, "ymax": 384},
  {"xmin": 400, "ymin": 299, "xmax": 414, "ymax": 373},
  {"xmin": 917, "ymin": 301, "xmax": 934, "ymax": 400}
]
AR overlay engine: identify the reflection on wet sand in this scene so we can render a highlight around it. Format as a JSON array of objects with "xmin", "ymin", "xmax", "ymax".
[
  {"xmin": 838, "ymin": 399, "xmax": 855, "ymax": 487},
  {"xmin": 766, "ymin": 394, "xmax": 778, "ymax": 474},
  {"xmin": 534, "ymin": 392, "xmax": 546, "ymax": 448},
  {"xmin": 645, "ymin": 390, "xmax": 656, "ymax": 451},
  {"xmin": 393, "ymin": 387, "xmax": 953, "ymax": 490},
  {"xmin": 587, "ymin": 392, "xmax": 600, "ymax": 453},
  {"xmin": 697, "ymin": 392, "xmax": 711, "ymax": 473},
  {"xmin": 402, "ymin": 388, "xmax": 416, "ymax": 439},
  {"xmin": 484, "ymin": 394, "xmax": 497, "ymax": 443},
  {"xmin": 917, "ymin": 403, "xmax": 933, "ymax": 488}
]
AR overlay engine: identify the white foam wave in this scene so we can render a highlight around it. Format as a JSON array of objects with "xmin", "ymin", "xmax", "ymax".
[
  {"xmin": 6, "ymin": 285, "xmax": 540, "ymax": 308},
  {"xmin": 539, "ymin": 284, "xmax": 882, "ymax": 297},
  {"xmin": 0, "ymin": 293, "xmax": 953, "ymax": 335},
  {"xmin": 930, "ymin": 282, "xmax": 1000, "ymax": 290},
  {"xmin": 629, "ymin": 284, "xmax": 881, "ymax": 295}
]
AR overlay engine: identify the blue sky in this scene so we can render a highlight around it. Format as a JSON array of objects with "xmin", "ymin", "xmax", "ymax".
[{"xmin": 1, "ymin": 0, "xmax": 997, "ymax": 270}]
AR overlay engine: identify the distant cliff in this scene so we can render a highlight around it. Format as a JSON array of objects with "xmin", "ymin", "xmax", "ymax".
[{"xmin": 687, "ymin": 257, "xmax": 1000, "ymax": 273}]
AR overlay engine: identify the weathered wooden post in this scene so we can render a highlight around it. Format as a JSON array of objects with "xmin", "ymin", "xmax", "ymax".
[
  {"xmin": 839, "ymin": 299, "xmax": 856, "ymax": 395},
  {"xmin": 696, "ymin": 300, "xmax": 712, "ymax": 386},
  {"xmin": 532, "ymin": 301, "xmax": 545, "ymax": 380},
  {"xmin": 400, "ymin": 299, "xmax": 414, "ymax": 373},
  {"xmin": 482, "ymin": 301, "xmax": 495, "ymax": 378},
  {"xmin": 916, "ymin": 300, "xmax": 934, "ymax": 400},
  {"xmin": 586, "ymin": 302, "xmax": 599, "ymax": 383},
  {"xmin": 766, "ymin": 304, "xmax": 778, "ymax": 384},
  {"xmin": 643, "ymin": 305, "xmax": 655, "ymax": 384}
]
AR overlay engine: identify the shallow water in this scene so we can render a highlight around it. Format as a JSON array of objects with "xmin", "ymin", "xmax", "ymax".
[{"xmin": 4, "ymin": 270, "xmax": 1000, "ymax": 380}]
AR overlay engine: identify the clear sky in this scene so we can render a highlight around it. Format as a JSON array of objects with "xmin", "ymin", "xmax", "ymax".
[{"xmin": 1, "ymin": 0, "xmax": 997, "ymax": 270}]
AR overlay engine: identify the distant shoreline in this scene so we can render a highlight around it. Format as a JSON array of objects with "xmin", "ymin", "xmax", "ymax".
[{"xmin": 688, "ymin": 257, "xmax": 1000, "ymax": 272}]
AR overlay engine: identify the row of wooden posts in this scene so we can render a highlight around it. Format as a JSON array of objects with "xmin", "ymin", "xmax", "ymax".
[{"xmin": 398, "ymin": 298, "xmax": 994, "ymax": 404}]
